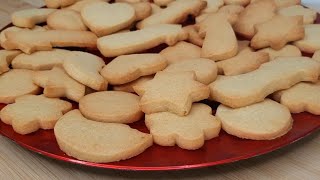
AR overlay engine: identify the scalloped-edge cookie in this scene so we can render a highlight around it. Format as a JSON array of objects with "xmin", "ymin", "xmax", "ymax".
[
  {"xmin": 0, "ymin": 50, "xmax": 21, "ymax": 75},
  {"xmin": 146, "ymin": 103, "xmax": 221, "ymax": 150},
  {"xmin": 216, "ymin": 99, "xmax": 293, "ymax": 140},
  {"xmin": 0, "ymin": 69, "xmax": 40, "ymax": 104},
  {"xmin": 97, "ymin": 24, "xmax": 187, "ymax": 57},
  {"xmin": 11, "ymin": 8, "xmax": 57, "ymax": 28},
  {"xmin": 273, "ymin": 81, "xmax": 320, "ymax": 115},
  {"xmin": 0, "ymin": 95, "xmax": 72, "ymax": 135},
  {"xmin": 160, "ymin": 41, "xmax": 201, "ymax": 64},
  {"xmin": 79, "ymin": 91, "xmax": 143, "ymax": 123},
  {"xmin": 210, "ymin": 57, "xmax": 320, "ymax": 108},
  {"xmin": 54, "ymin": 109, "xmax": 153, "ymax": 163},
  {"xmin": 134, "ymin": 71, "xmax": 210, "ymax": 116},
  {"xmin": 101, "ymin": 53, "xmax": 166, "ymax": 85},
  {"xmin": 63, "ymin": 51, "xmax": 107, "ymax": 91}
]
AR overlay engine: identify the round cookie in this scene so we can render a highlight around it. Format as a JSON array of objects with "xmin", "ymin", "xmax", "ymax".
[
  {"xmin": 0, "ymin": 69, "xmax": 40, "ymax": 104},
  {"xmin": 216, "ymin": 99, "xmax": 293, "ymax": 140},
  {"xmin": 79, "ymin": 91, "xmax": 143, "ymax": 123}
]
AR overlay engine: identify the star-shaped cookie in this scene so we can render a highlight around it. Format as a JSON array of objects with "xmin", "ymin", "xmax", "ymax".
[
  {"xmin": 134, "ymin": 71, "xmax": 210, "ymax": 116},
  {"xmin": 33, "ymin": 67, "xmax": 85, "ymax": 102},
  {"xmin": 145, "ymin": 103, "xmax": 221, "ymax": 150},
  {"xmin": 251, "ymin": 15, "xmax": 304, "ymax": 50},
  {"xmin": 0, "ymin": 95, "xmax": 72, "ymax": 135},
  {"xmin": 0, "ymin": 50, "xmax": 21, "ymax": 75}
]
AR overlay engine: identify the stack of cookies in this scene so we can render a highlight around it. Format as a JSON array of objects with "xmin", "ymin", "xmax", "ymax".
[{"xmin": 0, "ymin": 0, "xmax": 320, "ymax": 163}]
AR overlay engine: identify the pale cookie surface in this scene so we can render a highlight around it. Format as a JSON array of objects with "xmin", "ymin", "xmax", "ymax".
[
  {"xmin": 182, "ymin": 25, "xmax": 203, "ymax": 47},
  {"xmin": 278, "ymin": 5, "xmax": 317, "ymax": 25},
  {"xmin": 312, "ymin": 50, "xmax": 320, "ymax": 61},
  {"xmin": 237, "ymin": 40, "xmax": 251, "ymax": 51},
  {"xmin": 0, "ymin": 26, "xmax": 46, "ymax": 49},
  {"xmin": 113, "ymin": 75, "xmax": 154, "ymax": 93},
  {"xmin": 11, "ymin": 8, "xmax": 57, "ymax": 28},
  {"xmin": 47, "ymin": 9, "xmax": 88, "ymax": 31},
  {"xmin": 153, "ymin": 0, "xmax": 174, "ymax": 6},
  {"xmin": 33, "ymin": 67, "xmax": 85, "ymax": 102},
  {"xmin": 3, "ymin": 30, "xmax": 97, "ymax": 54},
  {"xmin": 0, "ymin": 69, "xmax": 40, "ymax": 104},
  {"xmin": 54, "ymin": 109, "xmax": 153, "ymax": 163},
  {"xmin": 160, "ymin": 41, "xmax": 201, "ymax": 64},
  {"xmin": 224, "ymin": 0, "xmax": 250, "ymax": 6},
  {"xmin": 251, "ymin": 0, "xmax": 301, "ymax": 8},
  {"xmin": 258, "ymin": 45, "xmax": 302, "ymax": 60},
  {"xmin": 65, "ymin": 0, "xmax": 107, "ymax": 12},
  {"xmin": 79, "ymin": 91, "xmax": 143, "ymax": 123},
  {"xmin": 217, "ymin": 48, "xmax": 269, "ymax": 76},
  {"xmin": 0, "ymin": 50, "xmax": 21, "ymax": 75},
  {"xmin": 45, "ymin": 0, "xmax": 77, "ymax": 8},
  {"xmin": 200, "ymin": 14, "xmax": 238, "ymax": 61},
  {"xmin": 101, "ymin": 54, "xmax": 167, "ymax": 85},
  {"xmin": 251, "ymin": 15, "xmax": 304, "ymax": 50},
  {"xmin": 131, "ymin": 2, "xmax": 152, "ymax": 21},
  {"xmin": 294, "ymin": 24, "xmax": 320, "ymax": 53},
  {"xmin": 163, "ymin": 58, "xmax": 218, "ymax": 85},
  {"xmin": 136, "ymin": 0, "xmax": 206, "ymax": 29},
  {"xmin": 97, "ymin": 24, "xmax": 187, "ymax": 57},
  {"xmin": 63, "ymin": 51, "xmax": 106, "ymax": 91},
  {"xmin": 202, "ymin": 0, "xmax": 224, "ymax": 14},
  {"xmin": 146, "ymin": 103, "xmax": 221, "ymax": 150},
  {"xmin": 273, "ymin": 81, "xmax": 320, "ymax": 115},
  {"xmin": 12, "ymin": 49, "xmax": 70, "ymax": 70},
  {"xmin": 210, "ymin": 57, "xmax": 320, "ymax": 108},
  {"xmin": 134, "ymin": 71, "xmax": 210, "ymax": 116},
  {"xmin": 81, "ymin": 2, "xmax": 135, "ymax": 36},
  {"xmin": 234, "ymin": 0, "xmax": 276, "ymax": 38},
  {"xmin": 0, "ymin": 95, "xmax": 72, "ymax": 135},
  {"xmin": 216, "ymin": 99, "xmax": 293, "ymax": 140}
]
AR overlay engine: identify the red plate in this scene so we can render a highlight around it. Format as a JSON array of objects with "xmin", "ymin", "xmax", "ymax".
[{"xmin": 1, "ymin": 14, "xmax": 320, "ymax": 171}]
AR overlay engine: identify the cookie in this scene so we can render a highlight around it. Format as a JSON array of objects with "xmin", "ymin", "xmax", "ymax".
[
  {"xmin": 33, "ymin": 67, "xmax": 85, "ymax": 102},
  {"xmin": 163, "ymin": 58, "xmax": 218, "ymax": 85},
  {"xmin": 273, "ymin": 81, "xmax": 320, "ymax": 115},
  {"xmin": 153, "ymin": 0, "xmax": 175, "ymax": 7},
  {"xmin": 11, "ymin": 49, "xmax": 71, "ymax": 70},
  {"xmin": 134, "ymin": 71, "xmax": 210, "ymax": 116},
  {"xmin": 0, "ymin": 69, "xmax": 40, "ymax": 104},
  {"xmin": 0, "ymin": 50, "xmax": 21, "ymax": 75},
  {"xmin": 79, "ymin": 91, "xmax": 143, "ymax": 123},
  {"xmin": 0, "ymin": 95, "xmax": 72, "ymax": 135},
  {"xmin": 150, "ymin": 3, "xmax": 162, "ymax": 14},
  {"xmin": 312, "ymin": 50, "xmax": 320, "ymax": 61},
  {"xmin": 54, "ymin": 109, "xmax": 152, "ymax": 163},
  {"xmin": 97, "ymin": 24, "xmax": 187, "ymax": 57},
  {"xmin": 11, "ymin": 8, "xmax": 57, "ymax": 28},
  {"xmin": 113, "ymin": 75, "xmax": 154, "ymax": 93},
  {"xmin": 160, "ymin": 41, "xmax": 201, "ymax": 64},
  {"xmin": 3, "ymin": 30, "xmax": 97, "ymax": 54},
  {"xmin": 200, "ymin": 14, "xmax": 238, "ymax": 61},
  {"xmin": 63, "ymin": 51, "xmax": 107, "ymax": 91},
  {"xmin": 183, "ymin": 25, "xmax": 204, "ymax": 47},
  {"xmin": 278, "ymin": 5, "xmax": 317, "ymax": 25},
  {"xmin": 45, "ymin": 0, "xmax": 77, "ymax": 8},
  {"xmin": 217, "ymin": 48, "xmax": 269, "ymax": 76},
  {"xmin": 145, "ymin": 103, "xmax": 221, "ymax": 150},
  {"xmin": 201, "ymin": 0, "xmax": 224, "ymax": 14},
  {"xmin": 234, "ymin": 0, "xmax": 276, "ymax": 38},
  {"xmin": 224, "ymin": 0, "xmax": 250, "ymax": 6},
  {"xmin": 216, "ymin": 99, "xmax": 293, "ymax": 140},
  {"xmin": 196, "ymin": 6, "xmax": 241, "ymax": 25},
  {"xmin": 47, "ymin": 9, "xmax": 88, "ymax": 31},
  {"xmin": 294, "ymin": 24, "xmax": 320, "ymax": 53},
  {"xmin": 0, "ymin": 26, "xmax": 46, "ymax": 49},
  {"xmin": 216, "ymin": 4, "xmax": 244, "ymax": 23},
  {"xmin": 258, "ymin": 45, "xmax": 302, "ymax": 60},
  {"xmin": 209, "ymin": 57, "xmax": 320, "ymax": 108},
  {"xmin": 101, "ymin": 54, "xmax": 167, "ymax": 85},
  {"xmin": 81, "ymin": 2, "xmax": 135, "ymax": 36},
  {"xmin": 136, "ymin": 0, "xmax": 206, "ymax": 29},
  {"xmin": 65, "ymin": 0, "xmax": 106, "ymax": 12},
  {"xmin": 251, "ymin": 0, "xmax": 301, "ymax": 8},
  {"xmin": 131, "ymin": 2, "xmax": 152, "ymax": 21},
  {"xmin": 251, "ymin": 15, "xmax": 304, "ymax": 50},
  {"xmin": 237, "ymin": 40, "xmax": 251, "ymax": 51}
]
